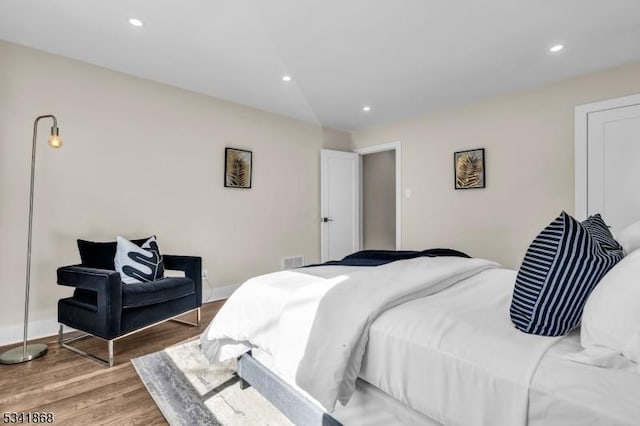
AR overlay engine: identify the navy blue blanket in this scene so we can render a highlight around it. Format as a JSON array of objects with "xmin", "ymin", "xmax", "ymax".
[{"xmin": 307, "ymin": 248, "xmax": 470, "ymax": 267}]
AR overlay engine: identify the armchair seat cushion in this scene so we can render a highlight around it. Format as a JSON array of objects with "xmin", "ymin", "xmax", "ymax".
[{"xmin": 122, "ymin": 277, "xmax": 195, "ymax": 308}]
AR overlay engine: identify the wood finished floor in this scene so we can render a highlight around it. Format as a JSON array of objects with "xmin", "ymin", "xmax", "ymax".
[{"xmin": 0, "ymin": 301, "xmax": 224, "ymax": 425}]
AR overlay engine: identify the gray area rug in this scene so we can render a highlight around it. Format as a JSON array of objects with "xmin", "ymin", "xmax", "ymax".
[{"xmin": 132, "ymin": 340, "xmax": 292, "ymax": 426}]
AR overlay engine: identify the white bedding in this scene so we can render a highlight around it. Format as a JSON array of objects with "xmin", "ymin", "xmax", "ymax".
[
  {"xmin": 255, "ymin": 327, "xmax": 640, "ymax": 426},
  {"xmin": 201, "ymin": 256, "xmax": 499, "ymax": 410},
  {"xmin": 530, "ymin": 330, "xmax": 640, "ymax": 426},
  {"xmin": 361, "ymin": 268, "xmax": 559, "ymax": 425},
  {"xmin": 358, "ymin": 269, "xmax": 640, "ymax": 425},
  {"xmin": 207, "ymin": 258, "xmax": 640, "ymax": 425},
  {"xmin": 252, "ymin": 348, "xmax": 442, "ymax": 426}
]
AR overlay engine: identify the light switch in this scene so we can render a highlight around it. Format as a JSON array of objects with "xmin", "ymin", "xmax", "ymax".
[{"xmin": 405, "ymin": 188, "xmax": 412, "ymax": 198}]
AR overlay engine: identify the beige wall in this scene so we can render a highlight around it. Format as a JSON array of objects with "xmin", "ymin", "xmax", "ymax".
[
  {"xmin": 0, "ymin": 41, "xmax": 350, "ymax": 342},
  {"xmin": 352, "ymin": 63, "xmax": 640, "ymax": 269},
  {"xmin": 363, "ymin": 150, "xmax": 395, "ymax": 249},
  {"xmin": 321, "ymin": 127, "xmax": 353, "ymax": 151}
]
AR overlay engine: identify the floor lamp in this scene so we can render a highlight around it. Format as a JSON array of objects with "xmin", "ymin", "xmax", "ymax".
[{"xmin": 0, "ymin": 115, "xmax": 62, "ymax": 365}]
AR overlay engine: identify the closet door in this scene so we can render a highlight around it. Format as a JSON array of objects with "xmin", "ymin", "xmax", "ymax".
[{"xmin": 587, "ymin": 104, "xmax": 640, "ymax": 231}]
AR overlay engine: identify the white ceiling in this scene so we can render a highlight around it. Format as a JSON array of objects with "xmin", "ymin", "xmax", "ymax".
[{"xmin": 1, "ymin": 0, "xmax": 639, "ymax": 131}]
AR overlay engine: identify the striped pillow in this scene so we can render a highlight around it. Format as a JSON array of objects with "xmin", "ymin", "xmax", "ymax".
[
  {"xmin": 582, "ymin": 213, "xmax": 622, "ymax": 251},
  {"xmin": 510, "ymin": 211, "xmax": 624, "ymax": 336}
]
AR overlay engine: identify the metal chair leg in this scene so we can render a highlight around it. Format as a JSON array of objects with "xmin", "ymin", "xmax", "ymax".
[
  {"xmin": 170, "ymin": 307, "xmax": 201, "ymax": 326},
  {"xmin": 59, "ymin": 324, "xmax": 114, "ymax": 367},
  {"xmin": 108, "ymin": 340, "xmax": 114, "ymax": 367},
  {"xmin": 59, "ymin": 306, "xmax": 200, "ymax": 367}
]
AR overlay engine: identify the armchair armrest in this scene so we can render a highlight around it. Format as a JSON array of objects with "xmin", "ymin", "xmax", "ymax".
[
  {"xmin": 163, "ymin": 255, "xmax": 202, "ymax": 306},
  {"xmin": 57, "ymin": 265, "xmax": 123, "ymax": 338},
  {"xmin": 57, "ymin": 265, "xmax": 121, "ymax": 290}
]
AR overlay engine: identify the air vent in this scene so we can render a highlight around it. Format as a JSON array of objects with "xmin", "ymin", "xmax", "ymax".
[{"xmin": 282, "ymin": 255, "xmax": 305, "ymax": 270}]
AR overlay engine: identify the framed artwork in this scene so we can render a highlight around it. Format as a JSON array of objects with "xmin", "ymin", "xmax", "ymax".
[
  {"xmin": 454, "ymin": 148, "xmax": 485, "ymax": 189},
  {"xmin": 224, "ymin": 148, "xmax": 252, "ymax": 189}
]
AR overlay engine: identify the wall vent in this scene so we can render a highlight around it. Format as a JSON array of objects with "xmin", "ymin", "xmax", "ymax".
[{"xmin": 282, "ymin": 255, "xmax": 305, "ymax": 270}]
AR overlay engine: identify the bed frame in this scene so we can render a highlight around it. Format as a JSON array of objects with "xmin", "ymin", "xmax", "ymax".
[{"xmin": 237, "ymin": 352, "xmax": 343, "ymax": 426}]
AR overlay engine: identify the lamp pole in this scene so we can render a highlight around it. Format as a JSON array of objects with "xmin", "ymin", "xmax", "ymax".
[{"xmin": 0, "ymin": 115, "xmax": 62, "ymax": 364}]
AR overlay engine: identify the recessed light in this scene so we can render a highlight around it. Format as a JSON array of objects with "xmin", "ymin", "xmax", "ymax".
[
  {"xmin": 282, "ymin": 75, "xmax": 292, "ymax": 82},
  {"xmin": 362, "ymin": 106, "xmax": 371, "ymax": 112},
  {"xmin": 129, "ymin": 18, "xmax": 144, "ymax": 27},
  {"xmin": 549, "ymin": 44, "xmax": 564, "ymax": 53}
]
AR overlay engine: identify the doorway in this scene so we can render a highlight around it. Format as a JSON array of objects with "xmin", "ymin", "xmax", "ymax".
[
  {"xmin": 320, "ymin": 142, "xmax": 402, "ymax": 262},
  {"xmin": 355, "ymin": 141, "xmax": 402, "ymax": 250},
  {"xmin": 362, "ymin": 150, "xmax": 396, "ymax": 249}
]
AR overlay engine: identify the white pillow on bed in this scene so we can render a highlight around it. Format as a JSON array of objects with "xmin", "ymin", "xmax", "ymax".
[
  {"xmin": 615, "ymin": 220, "xmax": 640, "ymax": 255},
  {"xmin": 579, "ymin": 249, "xmax": 640, "ymax": 365}
]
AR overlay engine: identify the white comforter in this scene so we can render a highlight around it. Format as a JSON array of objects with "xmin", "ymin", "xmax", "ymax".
[
  {"xmin": 360, "ymin": 268, "xmax": 561, "ymax": 425},
  {"xmin": 201, "ymin": 256, "xmax": 498, "ymax": 410}
]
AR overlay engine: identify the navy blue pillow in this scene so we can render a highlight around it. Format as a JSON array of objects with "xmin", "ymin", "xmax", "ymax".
[
  {"xmin": 510, "ymin": 211, "xmax": 624, "ymax": 336},
  {"xmin": 582, "ymin": 214, "xmax": 623, "ymax": 251},
  {"xmin": 77, "ymin": 237, "xmax": 150, "ymax": 270}
]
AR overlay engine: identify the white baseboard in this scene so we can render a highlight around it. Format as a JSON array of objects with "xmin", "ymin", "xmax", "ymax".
[
  {"xmin": 0, "ymin": 318, "xmax": 63, "ymax": 347},
  {"xmin": 0, "ymin": 285, "xmax": 240, "ymax": 347},
  {"xmin": 204, "ymin": 283, "xmax": 241, "ymax": 302}
]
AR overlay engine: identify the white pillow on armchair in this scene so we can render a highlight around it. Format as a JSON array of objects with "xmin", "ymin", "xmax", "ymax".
[{"xmin": 114, "ymin": 235, "xmax": 165, "ymax": 284}]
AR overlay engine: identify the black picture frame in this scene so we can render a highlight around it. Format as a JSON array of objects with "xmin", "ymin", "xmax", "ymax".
[
  {"xmin": 454, "ymin": 148, "xmax": 485, "ymax": 190},
  {"xmin": 224, "ymin": 147, "xmax": 252, "ymax": 189}
]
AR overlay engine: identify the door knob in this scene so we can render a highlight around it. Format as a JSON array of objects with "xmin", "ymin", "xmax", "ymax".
[{"xmin": 321, "ymin": 217, "xmax": 334, "ymax": 223}]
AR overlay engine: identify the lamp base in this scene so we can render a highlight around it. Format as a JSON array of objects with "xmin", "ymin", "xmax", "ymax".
[{"xmin": 0, "ymin": 343, "xmax": 48, "ymax": 364}]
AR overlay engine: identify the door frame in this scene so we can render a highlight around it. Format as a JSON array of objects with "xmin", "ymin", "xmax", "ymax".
[
  {"xmin": 354, "ymin": 141, "xmax": 402, "ymax": 250},
  {"xmin": 575, "ymin": 93, "xmax": 640, "ymax": 220}
]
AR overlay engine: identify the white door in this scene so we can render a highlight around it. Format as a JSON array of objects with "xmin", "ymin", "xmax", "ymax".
[
  {"xmin": 587, "ymin": 103, "xmax": 640, "ymax": 232},
  {"xmin": 320, "ymin": 149, "xmax": 360, "ymax": 262}
]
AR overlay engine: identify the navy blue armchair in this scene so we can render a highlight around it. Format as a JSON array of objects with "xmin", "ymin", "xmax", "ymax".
[{"xmin": 57, "ymin": 240, "xmax": 202, "ymax": 367}]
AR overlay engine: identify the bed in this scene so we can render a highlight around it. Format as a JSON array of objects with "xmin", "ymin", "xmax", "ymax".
[{"xmin": 200, "ymin": 240, "xmax": 640, "ymax": 425}]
